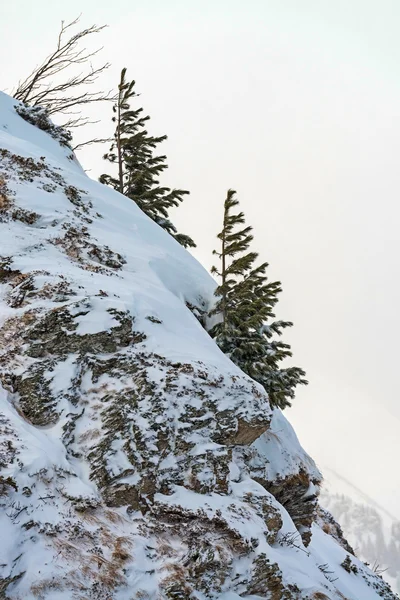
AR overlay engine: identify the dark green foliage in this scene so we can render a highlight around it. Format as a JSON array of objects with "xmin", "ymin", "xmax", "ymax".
[
  {"xmin": 16, "ymin": 105, "xmax": 72, "ymax": 148},
  {"xmin": 100, "ymin": 68, "xmax": 195, "ymax": 248},
  {"xmin": 209, "ymin": 190, "xmax": 307, "ymax": 409},
  {"xmin": 341, "ymin": 555, "xmax": 359, "ymax": 574}
]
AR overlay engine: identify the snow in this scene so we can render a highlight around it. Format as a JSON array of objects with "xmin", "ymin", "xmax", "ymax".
[
  {"xmin": 44, "ymin": 355, "xmax": 78, "ymax": 394},
  {"xmin": 0, "ymin": 90, "xmax": 397, "ymax": 599},
  {"xmin": 250, "ymin": 407, "xmax": 322, "ymax": 482}
]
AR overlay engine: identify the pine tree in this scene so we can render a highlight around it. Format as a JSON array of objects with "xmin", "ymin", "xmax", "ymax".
[
  {"xmin": 209, "ymin": 189, "xmax": 307, "ymax": 409},
  {"xmin": 100, "ymin": 68, "xmax": 195, "ymax": 248}
]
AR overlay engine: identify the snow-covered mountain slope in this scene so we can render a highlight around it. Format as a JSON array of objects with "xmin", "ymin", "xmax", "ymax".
[
  {"xmin": 0, "ymin": 90, "xmax": 397, "ymax": 599},
  {"xmin": 320, "ymin": 467, "xmax": 400, "ymax": 594}
]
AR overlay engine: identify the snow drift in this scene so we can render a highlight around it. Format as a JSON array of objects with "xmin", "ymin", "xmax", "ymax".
[{"xmin": 0, "ymin": 91, "xmax": 396, "ymax": 599}]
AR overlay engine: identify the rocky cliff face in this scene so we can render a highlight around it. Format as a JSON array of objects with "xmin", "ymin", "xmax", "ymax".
[{"xmin": 0, "ymin": 92, "xmax": 397, "ymax": 600}]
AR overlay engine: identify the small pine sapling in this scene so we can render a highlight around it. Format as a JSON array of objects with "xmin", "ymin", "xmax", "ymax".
[
  {"xmin": 100, "ymin": 68, "xmax": 195, "ymax": 248},
  {"xmin": 209, "ymin": 189, "xmax": 307, "ymax": 409}
]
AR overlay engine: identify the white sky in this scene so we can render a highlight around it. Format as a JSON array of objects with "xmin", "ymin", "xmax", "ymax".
[{"xmin": 2, "ymin": 0, "xmax": 400, "ymax": 514}]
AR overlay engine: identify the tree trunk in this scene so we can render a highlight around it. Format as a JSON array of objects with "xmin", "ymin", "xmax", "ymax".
[
  {"xmin": 221, "ymin": 205, "xmax": 227, "ymax": 330},
  {"xmin": 116, "ymin": 86, "xmax": 123, "ymax": 194}
]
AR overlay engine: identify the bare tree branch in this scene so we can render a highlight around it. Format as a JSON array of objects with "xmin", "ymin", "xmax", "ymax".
[
  {"xmin": 72, "ymin": 137, "xmax": 112, "ymax": 151},
  {"xmin": 13, "ymin": 16, "xmax": 115, "ymax": 131}
]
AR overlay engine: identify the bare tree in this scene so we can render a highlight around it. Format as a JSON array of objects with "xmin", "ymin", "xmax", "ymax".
[{"xmin": 13, "ymin": 16, "xmax": 115, "ymax": 130}]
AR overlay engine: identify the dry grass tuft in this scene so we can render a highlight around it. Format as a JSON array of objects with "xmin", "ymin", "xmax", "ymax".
[
  {"xmin": 78, "ymin": 511, "xmax": 102, "ymax": 526},
  {"xmin": 157, "ymin": 540, "xmax": 177, "ymax": 558},
  {"xmin": 111, "ymin": 536, "xmax": 133, "ymax": 562},
  {"xmin": 53, "ymin": 538, "xmax": 83, "ymax": 562},
  {"xmin": 0, "ymin": 174, "xmax": 13, "ymax": 213},
  {"xmin": 30, "ymin": 577, "xmax": 63, "ymax": 598},
  {"xmin": 135, "ymin": 591, "xmax": 151, "ymax": 599},
  {"xmin": 78, "ymin": 428, "xmax": 101, "ymax": 443},
  {"xmin": 104, "ymin": 509, "xmax": 127, "ymax": 525}
]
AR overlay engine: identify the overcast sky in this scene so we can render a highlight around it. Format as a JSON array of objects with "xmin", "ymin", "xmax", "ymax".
[{"xmin": 2, "ymin": 0, "xmax": 400, "ymax": 514}]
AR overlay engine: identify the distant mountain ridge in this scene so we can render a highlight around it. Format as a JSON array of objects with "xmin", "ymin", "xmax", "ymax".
[{"xmin": 322, "ymin": 467, "xmax": 400, "ymax": 594}]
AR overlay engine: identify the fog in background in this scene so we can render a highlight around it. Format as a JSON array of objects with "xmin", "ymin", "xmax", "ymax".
[{"xmin": 2, "ymin": 0, "xmax": 400, "ymax": 514}]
